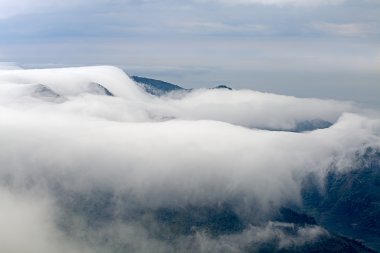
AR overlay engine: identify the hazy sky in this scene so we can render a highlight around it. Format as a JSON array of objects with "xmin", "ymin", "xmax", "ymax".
[{"xmin": 0, "ymin": 0, "xmax": 379, "ymax": 106}]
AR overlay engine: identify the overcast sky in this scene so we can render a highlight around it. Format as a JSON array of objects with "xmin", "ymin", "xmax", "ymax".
[{"xmin": 0, "ymin": 0, "xmax": 379, "ymax": 107}]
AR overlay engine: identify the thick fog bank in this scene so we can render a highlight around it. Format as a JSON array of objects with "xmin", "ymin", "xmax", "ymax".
[{"xmin": 0, "ymin": 66, "xmax": 379, "ymax": 252}]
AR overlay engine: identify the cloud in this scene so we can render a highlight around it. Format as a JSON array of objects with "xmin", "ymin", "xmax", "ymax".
[
  {"xmin": 169, "ymin": 21, "xmax": 270, "ymax": 35},
  {"xmin": 0, "ymin": 66, "xmax": 377, "ymax": 204},
  {"xmin": 0, "ymin": 188, "xmax": 90, "ymax": 253},
  {"xmin": 80, "ymin": 221, "xmax": 328, "ymax": 253},
  {"xmin": 0, "ymin": 66, "xmax": 356, "ymax": 130},
  {"xmin": 0, "ymin": 0, "xmax": 158, "ymax": 19},
  {"xmin": 0, "ymin": 66, "xmax": 379, "ymax": 252},
  {"xmin": 198, "ymin": 0, "xmax": 346, "ymax": 7},
  {"xmin": 0, "ymin": 0, "xmax": 75, "ymax": 18},
  {"xmin": 0, "ymin": 62, "xmax": 22, "ymax": 70},
  {"xmin": 311, "ymin": 22, "xmax": 378, "ymax": 37},
  {"xmin": 0, "ymin": 0, "xmax": 348, "ymax": 19},
  {"xmin": 188, "ymin": 222, "xmax": 328, "ymax": 251}
]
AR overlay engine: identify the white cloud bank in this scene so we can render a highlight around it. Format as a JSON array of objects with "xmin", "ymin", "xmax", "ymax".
[
  {"xmin": 0, "ymin": 65, "xmax": 377, "ymax": 206},
  {"xmin": 0, "ymin": 66, "xmax": 356, "ymax": 130},
  {"xmin": 0, "ymin": 66, "xmax": 379, "ymax": 252}
]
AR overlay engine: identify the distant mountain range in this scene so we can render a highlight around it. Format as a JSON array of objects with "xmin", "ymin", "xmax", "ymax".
[
  {"xmin": 131, "ymin": 75, "xmax": 332, "ymax": 132},
  {"xmin": 131, "ymin": 75, "xmax": 233, "ymax": 96}
]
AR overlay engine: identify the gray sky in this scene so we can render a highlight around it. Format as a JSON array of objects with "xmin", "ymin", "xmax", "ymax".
[{"xmin": 0, "ymin": 0, "xmax": 379, "ymax": 107}]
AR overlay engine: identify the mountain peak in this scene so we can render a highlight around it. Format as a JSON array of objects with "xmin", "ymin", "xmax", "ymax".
[
  {"xmin": 131, "ymin": 75, "xmax": 186, "ymax": 96},
  {"xmin": 213, "ymin": 85, "xmax": 232, "ymax": 90}
]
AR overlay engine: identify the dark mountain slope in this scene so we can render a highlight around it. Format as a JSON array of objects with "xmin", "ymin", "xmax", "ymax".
[
  {"xmin": 131, "ymin": 75, "xmax": 187, "ymax": 96},
  {"xmin": 302, "ymin": 148, "xmax": 380, "ymax": 251}
]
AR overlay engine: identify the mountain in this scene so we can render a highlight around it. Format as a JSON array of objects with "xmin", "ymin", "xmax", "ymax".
[
  {"xmin": 213, "ymin": 85, "xmax": 232, "ymax": 90},
  {"xmin": 32, "ymin": 84, "xmax": 67, "ymax": 103},
  {"xmin": 55, "ymin": 188, "xmax": 376, "ymax": 253},
  {"xmin": 301, "ymin": 148, "xmax": 380, "ymax": 251},
  {"xmin": 2, "ymin": 66, "xmax": 378, "ymax": 253},
  {"xmin": 131, "ymin": 76, "xmax": 332, "ymax": 132},
  {"xmin": 131, "ymin": 76, "xmax": 234, "ymax": 95},
  {"xmin": 131, "ymin": 75, "xmax": 187, "ymax": 96},
  {"xmin": 294, "ymin": 119, "xmax": 333, "ymax": 132},
  {"xmin": 87, "ymin": 82, "xmax": 114, "ymax": 96},
  {"xmin": 262, "ymin": 119, "xmax": 333, "ymax": 132}
]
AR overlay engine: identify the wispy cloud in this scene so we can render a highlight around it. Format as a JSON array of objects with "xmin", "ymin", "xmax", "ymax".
[
  {"xmin": 0, "ymin": 0, "xmax": 77, "ymax": 19},
  {"xmin": 0, "ymin": 0, "xmax": 349, "ymax": 20},
  {"xmin": 0, "ymin": 0, "xmax": 379, "ymax": 99},
  {"xmin": 170, "ymin": 21, "xmax": 270, "ymax": 35},
  {"xmin": 311, "ymin": 22, "xmax": 378, "ymax": 37},
  {"xmin": 198, "ymin": 0, "xmax": 346, "ymax": 7}
]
